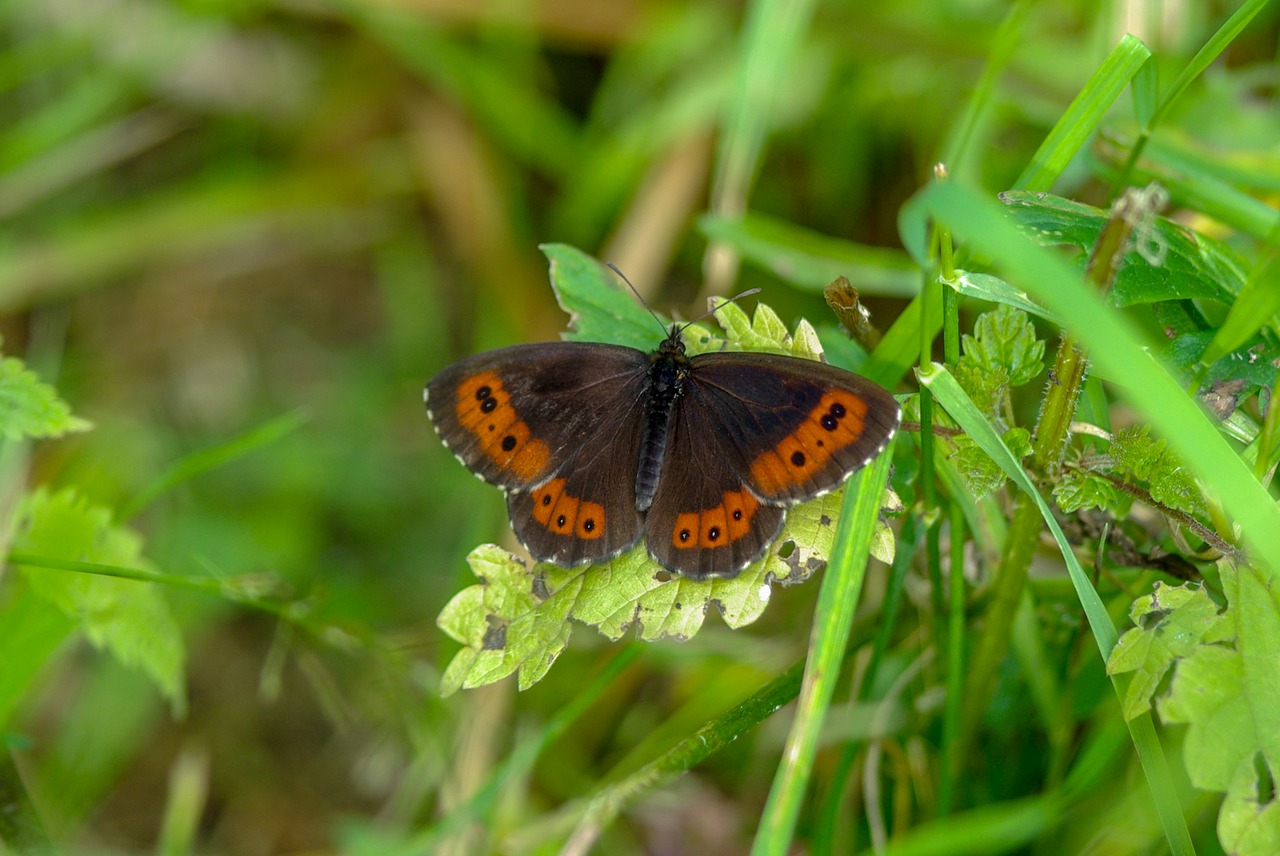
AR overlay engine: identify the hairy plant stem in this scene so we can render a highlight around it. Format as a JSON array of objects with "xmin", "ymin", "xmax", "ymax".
[{"xmin": 952, "ymin": 189, "xmax": 1151, "ymax": 772}]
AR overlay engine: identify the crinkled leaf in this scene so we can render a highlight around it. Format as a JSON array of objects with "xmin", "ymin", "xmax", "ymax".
[
  {"xmin": 949, "ymin": 427, "xmax": 1030, "ymax": 501},
  {"xmin": 957, "ymin": 304, "xmax": 1045, "ymax": 387},
  {"xmin": 1154, "ymin": 564, "xmax": 1280, "ymax": 850},
  {"xmin": 1106, "ymin": 581, "xmax": 1226, "ymax": 719},
  {"xmin": 1000, "ymin": 191, "xmax": 1243, "ymax": 308},
  {"xmin": 953, "ymin": 360, "xmax": 1009, "ymax": 421},
  {"xmin": 438, "ymin": 481, "xmax": 898, "ymax": 692},
  {"xmin": 0, "ymin": 356, "xmax": 92, "ymax": 440},
  {"xmin": 13, "ymin": 488, "xmax": 185, "ymax": 713},
  {"xmin": 1111, "ymin": 425, "xmax": 1208, "ymax": 519},
  {"xmin": 436, "ymin": 545, "xmax": 573, "ymax": 696},
  {"xmin": 1052, "ymin": 467, "xmax": 1124, "ymax": 514}
]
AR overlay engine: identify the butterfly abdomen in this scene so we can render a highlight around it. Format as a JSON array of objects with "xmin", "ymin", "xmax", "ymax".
[{"xmin": 635, "ymin": 337, "xmax": 690, "ymax": 512}]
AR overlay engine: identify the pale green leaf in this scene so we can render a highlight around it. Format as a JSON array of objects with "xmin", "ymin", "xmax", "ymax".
[
  {"xmin": 13, "ymin": 488, "xmax": 185, "ymax": 712},
  {"xmin": 1157, "ymin": 564, "xmax": 1280, "ymax": 794},
  {"xmin": 958, "ymin": 304, "xmax": 1045, "ymax": 387},
  {"xmin": 0, "ymin": 356, "xmax": 92, "ymax": 440},
  {"xmin": 1106, "ymin": 581, "xmax": 1226, "ymax": 719},
  {"xmin": 1219, "ymin": 752, "xmax": 1280, "ymax": 856}
]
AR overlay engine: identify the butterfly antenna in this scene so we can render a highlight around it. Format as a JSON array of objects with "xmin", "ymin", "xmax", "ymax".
[
  {"xmin": 679, "ymin": 287, "xmax": 762, "ymax": 333},
  {"xmin": 607, "ymin": 263, "xmax": 669, "ymax": 333}
]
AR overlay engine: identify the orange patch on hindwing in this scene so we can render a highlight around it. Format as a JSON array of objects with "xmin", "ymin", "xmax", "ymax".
[
  {"xmin": 749, "ymin": 390, "xmax": 868, "ymax": 495},
  {"xmin": 454, "ymin": 372, "xmax": 550, "ymax": 481},
  {"xmin": 671, "ymin": 489, "xmax": 760, "ymax": 550},
  {"xmin": 531, "ymin": 478, "xmax": 605, "ymax": 540}
]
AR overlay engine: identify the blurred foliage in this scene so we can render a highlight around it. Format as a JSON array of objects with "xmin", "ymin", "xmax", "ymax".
[{"xmin": 0, "ymin": 0, "xmax": 1278, "ymax": 854}]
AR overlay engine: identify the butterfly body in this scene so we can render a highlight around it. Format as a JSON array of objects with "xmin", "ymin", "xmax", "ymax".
[{"xmin": 426, "ymin": 324, "xmax": 899, "ymax": 581}]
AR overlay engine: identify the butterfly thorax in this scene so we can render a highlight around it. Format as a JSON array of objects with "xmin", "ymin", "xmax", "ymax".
[{"xmin": 634, "ymin": 327, "xmax": 692, "ymax": 512}]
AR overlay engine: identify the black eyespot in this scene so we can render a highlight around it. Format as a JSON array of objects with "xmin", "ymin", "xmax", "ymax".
[
  {"xmin": 733, "ymin": 510, "xmax": 743, "ymax": 520},
  {"xmin": 791, "ymin": 451, "xmax": 807, "ymax": 467},
  {"xmin": 583, "ymin": 518, "xmax": 595, "ymax": 532},
  {"xmin": 821, "ymin": 414, "xmax": 839, "ymax": 431},
  {"xmin": 556, "ymin": 515, "xmax": 567, "ymax": 528},
  {"xmin": 679, "ymin": 529, "xmax": 691, "ymax": 542},
  {"xmin": 501, "ymin": 435, "xmax": 517, "ymax": 452},
  {"xmin": 475, "ymin": 385, "xmax": 492, "ymax": 400},
  {"xmin": 541, "ymin": 494, "xmax": 552, "ymax": 506},
  {"xmin": 830, "ymin": 402, "xmax": 846, "ymax": 418},
  {"xmin": 708, "ymin": 526, "xmax": 720, "ymax": 542},
  {"xmin": 480, "ymin": 398, "xmax": 498, "ymax": 413}
]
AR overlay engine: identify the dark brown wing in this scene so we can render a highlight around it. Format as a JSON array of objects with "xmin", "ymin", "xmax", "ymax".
[
  {"xmin": 426, "ymin": 342, "xmax": 651, "ymax": 567},
  {"xmin": 645, "ymin": 352, "xmax": 898, "ymax": 579}
]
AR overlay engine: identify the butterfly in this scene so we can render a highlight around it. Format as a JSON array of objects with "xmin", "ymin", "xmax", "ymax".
[{"xmin": 424, "ymin": 312, "xmax": 899, "ymax": 581}]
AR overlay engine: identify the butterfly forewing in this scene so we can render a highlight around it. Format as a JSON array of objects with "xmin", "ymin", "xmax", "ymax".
[
  {"xmin": 683, "ymin": 352, "xmax": 900, "ymax": 504},
  {"xmin": 427, "ymin": 342, "xmax": 652, "ymax": 567}
]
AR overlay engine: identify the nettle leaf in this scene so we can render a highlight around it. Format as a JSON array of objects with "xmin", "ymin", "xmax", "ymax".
[
  {"xmin": 13, "ymin": 488, "xmax": 185, "ymax": 712},
  {"xmin": 1000, "ymin": 191, "xmax": 1242, "ymax": 308},
  {"xmin": 436, "ymin": 545, "xmax": 573, "ymax": 696},
  {"xmin": 949, "ymin": 427, "xmax": 1030, "ymax": 501},
  {"xmin": 1111, "ymin": 426, "xmax": 1208, "ymax": 519},
  {"xmin": 1107, "ymin": 581, "xmax": 1227, "ymax": 719},
  {"xmin": 957, "ymin": 304, "xmax": 1046, "ymax": 388},
  {"xmin": 952, "ymin": 361, "xmax": 1010, "ymax": 421},
  {"xmin": 0, "ymin": 355, "xmax": 93, "ymax": 440},
  {"xmin": 1155, "ymin": 564, "xmax": 1280, "ymax": 852},
  {"xmin": 438, "ymin": 487, "xmax": 888, "ymax": 693},
  {"xmin": 1053, "ymin": 467, "xmax": 1125, "ymax": 514}
]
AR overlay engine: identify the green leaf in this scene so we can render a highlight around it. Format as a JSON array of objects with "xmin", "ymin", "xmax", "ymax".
[
  {"xmin": 1106, "ymin": 581, "xmax": 1226, "ymax": 719},
  {"xmin": 944, "ymin": 270, "xmax": 1059, "ymax": 324},
  {"xmin": 541, "ymin": 243, "xmax": 659, "ymax": 351},
  {"xmin": 949, "ymin": 427, "xmax": 1030, "ymax": 501},
  {"xmin": 958, "ymin": 304, "xmax": 1045, "ymax": 387},
  {"xmin": 1220, "ymin": 751, "xmax": 1280, "ymax": 856},
  {"xmin": 1157, "ymin": 564, "xmax": 1280, "ymax": 785},
  {"xmin": 1202, "ymin": 253, "xmax": 1280, "ymax": 366},
  {"xmin": 1052, "ymin": 467, "xmax": 1124, "ymax": 514},
  {"xmin": 1000, "ymin": 190, "xmax": 1244, "ymax": 308},
  {"xmin": 0, "ymin": 355, "xmax": 92, "ymax": 439},
  {"xmin": 437, "ymin": 482, "xmax": 887, "ymax": 693},
  {"xmin": 1111, "ymin": 426, "xmax": 1208, "ymax": 519},
  {"xmin": 436, "ymin": 545, "xmax": 574, "ymax": 696},
  {"xmin": 12, "ymin": 488, "xmax": 185, "ymax": 712}
]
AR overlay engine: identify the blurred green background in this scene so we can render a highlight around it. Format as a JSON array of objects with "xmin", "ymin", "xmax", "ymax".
[{"xmin": 2, "ymin": 0, "xmax": 1277, "ymax": 854}]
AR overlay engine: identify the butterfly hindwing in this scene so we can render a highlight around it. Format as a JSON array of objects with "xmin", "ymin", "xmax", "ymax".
[
  {"xmin": 506, "ymin": 383, "xmax": 650, "ymax": 567},
  {"xmin": 645, "ymin": 397, "xmax": 786, "ymax": 579}
]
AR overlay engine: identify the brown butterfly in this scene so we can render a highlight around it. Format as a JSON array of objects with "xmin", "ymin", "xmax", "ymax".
[{"xmin": 425, "ymin": 319, "xmax": 898, "ymax": 581}]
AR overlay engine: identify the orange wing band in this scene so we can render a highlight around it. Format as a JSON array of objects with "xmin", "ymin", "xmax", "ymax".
[
  {"xmin": 748, "ymin": 390, "xmax": 867, "ymax": 494},
  {"xmin": 670, "ymin": 488, "xmax": 760, "ymax": 550},
  {"xmin": 531, "ymin": 478, "xmax": 606, "ymax": 540},
  {"xmin": 454, "ymin": 371, "xmax": 551, "ymax": 482}
]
